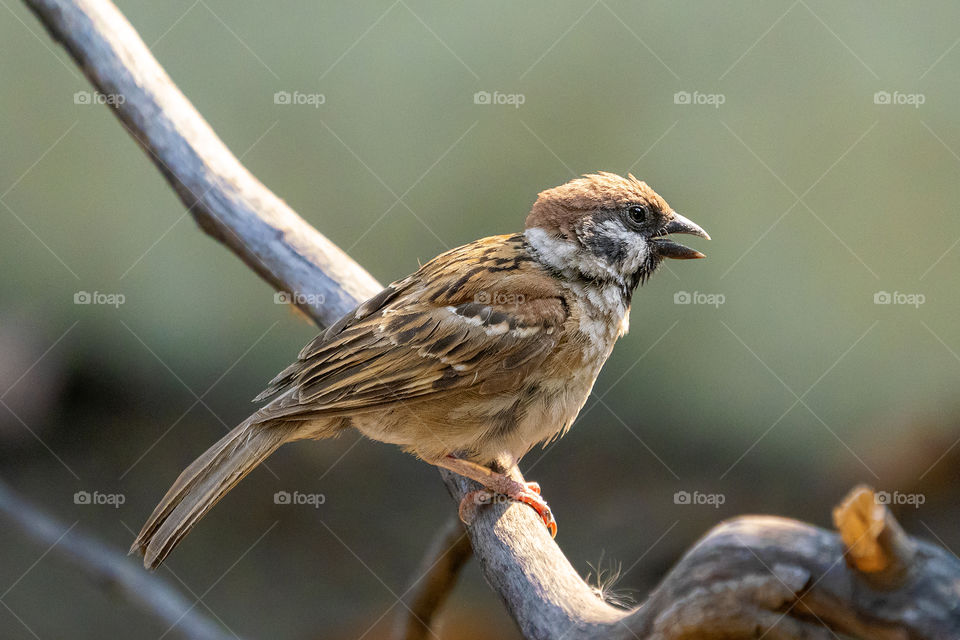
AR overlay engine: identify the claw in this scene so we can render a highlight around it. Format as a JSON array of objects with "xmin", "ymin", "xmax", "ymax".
[
  {"xmin": 458, "ymin": 489, "xmax": 493, "ymax": 525},
  {"xmin": 454, "ymin": 479, "xmax": 557, "ymax": 538},
  {"xmin": 513, "ymin": 488, "xmax": 557, "ymax": 538}
]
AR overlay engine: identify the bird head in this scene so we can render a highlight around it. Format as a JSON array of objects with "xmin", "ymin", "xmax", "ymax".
[{"xmin": 524, "ymin": 172, "xmax": 709, "ymax": 288}]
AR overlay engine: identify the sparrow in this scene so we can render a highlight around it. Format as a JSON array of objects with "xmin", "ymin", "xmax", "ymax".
[{"xmin": 131, "ymin": 172, "xmax": 709, "ymax": 569}]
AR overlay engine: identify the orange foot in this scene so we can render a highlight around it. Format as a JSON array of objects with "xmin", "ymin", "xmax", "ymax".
[
  {"xmin": 458, "ymin": 481, "xmax": 557, "ymax": 538},
  {"xmin": 511, "ymin": 482, "xmax": 556, "ymax": 537}
]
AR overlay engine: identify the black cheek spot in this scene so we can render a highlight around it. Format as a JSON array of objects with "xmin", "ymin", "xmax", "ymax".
[{"xmin": 586, "ymin": 233, "xmax": 627, "ymax": 265}]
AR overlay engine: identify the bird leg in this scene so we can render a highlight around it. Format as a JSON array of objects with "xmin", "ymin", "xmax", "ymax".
[{"xmin": 434, "ymin": 455, "xmax": 557, "ymax": 537}]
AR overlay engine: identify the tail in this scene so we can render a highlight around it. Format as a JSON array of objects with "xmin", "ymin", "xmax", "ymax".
[{"xmin": 130, "ymin": 417, "xmax": 291, "ymax": 569}]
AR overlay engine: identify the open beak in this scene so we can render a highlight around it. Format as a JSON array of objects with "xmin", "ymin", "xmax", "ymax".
[{"xmin": 651, "ymin": 212, "xmax": 710, "ymax": 260}]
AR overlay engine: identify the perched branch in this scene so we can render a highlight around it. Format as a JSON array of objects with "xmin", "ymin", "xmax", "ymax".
[
  {"xmin": 444, "ymin": 474, "xmax": 960, "ymax": 639},
  {"xmin": 21, "ymin": 0, "xmax": 960, "ymax": 638},
  {"xmin": 0, "ymin": 478, "xmax": 239, "ymax": 640}
]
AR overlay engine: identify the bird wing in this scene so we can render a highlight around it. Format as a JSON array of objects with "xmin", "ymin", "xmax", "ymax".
[{"xmin": 254, "ymin": 234, "xmax": 569, "ymax": 420}]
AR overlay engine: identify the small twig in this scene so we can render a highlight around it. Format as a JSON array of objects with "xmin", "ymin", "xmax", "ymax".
[
  {"xmin": 0, "ymin": 478, "xmax": 239, "ymax": 640},
  {"xmin": 833, "ymin": 484, "xmax": 916, "ymax": 590},
  {"xmin": 393, "ymin": 515, "xmax": 473, "ymax": 640}
]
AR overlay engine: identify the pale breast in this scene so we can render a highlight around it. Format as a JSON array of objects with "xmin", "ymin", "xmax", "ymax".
[
  {"xmin": 348, "ymin": 270, "xmax": 630, "ymax": 465},
  {"xmin": 490, "ymin": 283, "xmax": 629, "ymax": 461}
]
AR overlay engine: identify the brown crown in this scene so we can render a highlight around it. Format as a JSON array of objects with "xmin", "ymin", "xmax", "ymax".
[{"xmin": 525, "ymin": 172, "xmax": 671, "ymax": 235}]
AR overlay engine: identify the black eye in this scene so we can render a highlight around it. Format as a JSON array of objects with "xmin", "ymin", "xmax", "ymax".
[{"xmin": 627, "ymin": 205, "xmax": 647, "ymax": 225}]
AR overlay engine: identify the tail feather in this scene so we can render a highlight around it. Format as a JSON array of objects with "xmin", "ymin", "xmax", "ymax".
[{"xmin": 130, "ymin": 418, "xmax": 290, "ymax": 569}]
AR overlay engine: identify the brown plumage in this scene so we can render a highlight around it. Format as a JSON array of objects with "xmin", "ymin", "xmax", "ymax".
[{"xmin": 131, "ymin": 172, "xmax": 709, "ymax": 568}]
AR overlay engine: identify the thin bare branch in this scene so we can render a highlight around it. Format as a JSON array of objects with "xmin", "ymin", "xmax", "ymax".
[{"xmin": 0, "ymin": 478, "xmax": 239, "ymax": 640}]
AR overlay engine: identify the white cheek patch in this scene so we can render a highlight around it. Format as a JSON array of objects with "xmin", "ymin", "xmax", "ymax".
[
  {"xmin": 526, "ymin": 224, "xmax": 649, "ymax": 284},
  {"xmin": 524, "ymin": 228, "xmax": 576, "ymax": 270},
  {"xmin": 525, "ymin": 227, "xmax": 613, "ymax": 281}
]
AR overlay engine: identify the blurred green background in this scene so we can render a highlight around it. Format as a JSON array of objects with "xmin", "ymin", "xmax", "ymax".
[{"xmin": 2, "ymin": 1, "xmax": 960, "ymax": 638}]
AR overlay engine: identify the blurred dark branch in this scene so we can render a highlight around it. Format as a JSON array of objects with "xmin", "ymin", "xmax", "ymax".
[
  {"xmin": 20, "ymin": 0, "xmax": 960, "ymax": 638},
  {"xmin": 0, "ymin": 479, "xmax": 239, "ymax": 640},
  {"xmin": 393, "ymin": 515, "xmax": 473, "ymax": 640}
]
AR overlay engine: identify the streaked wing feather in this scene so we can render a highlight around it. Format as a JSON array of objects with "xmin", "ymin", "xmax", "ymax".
[{"xmin": 254, "ymin": 234, "xmax": 568, "ymax": 419}]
